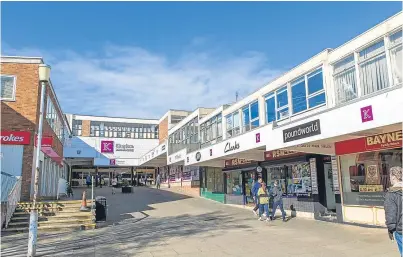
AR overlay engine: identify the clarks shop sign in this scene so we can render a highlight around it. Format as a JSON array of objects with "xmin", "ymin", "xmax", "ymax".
[
  {"xmin": 283, "ymin": 119, "xmax": 321, "ymax": 143},
  {"xmin": 224, "ymin": 141, "xmax": 240, "ymax": 153}
]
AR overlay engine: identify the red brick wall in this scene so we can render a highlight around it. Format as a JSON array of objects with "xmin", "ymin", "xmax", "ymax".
[
  {"xmin": 159, "ymin": 117, "xmax": 168, "ymax": 143},
  {"xmin": 1, "ymin": 62, "xmax": 65, "ymax": 200}
]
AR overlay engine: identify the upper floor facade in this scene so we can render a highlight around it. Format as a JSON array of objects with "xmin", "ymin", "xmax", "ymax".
[{"xmin": 139, "ymin": 11, "xmax": 403, "ymax": 168}]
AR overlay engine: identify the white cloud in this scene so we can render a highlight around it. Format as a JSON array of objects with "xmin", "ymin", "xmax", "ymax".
[{"xmin": 2, "ymin": 42, "xmax": 282, "ymax": 119}]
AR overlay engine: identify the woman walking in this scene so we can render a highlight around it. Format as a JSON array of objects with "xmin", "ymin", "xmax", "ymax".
[{"xmin": 257, "ymin": 182, "xmax": 271, "ymax": 222}]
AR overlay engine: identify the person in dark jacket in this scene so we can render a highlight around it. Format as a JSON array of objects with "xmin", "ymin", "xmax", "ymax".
[
  {"xmin": 384, "ymin": 166, "xmax": 402, "ymax": 255},
  {"xmin": 252, "ymin": 178, "xmax": 262, "ymax": 216},
  {"xmin": 270, "ymin": 180, "xmax": 286, "ymax": 222}
]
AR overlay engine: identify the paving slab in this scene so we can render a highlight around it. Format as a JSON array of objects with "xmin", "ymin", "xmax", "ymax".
[{"xmin": 1, "ymin": 187, "xmax": 400, "ymax": 257}]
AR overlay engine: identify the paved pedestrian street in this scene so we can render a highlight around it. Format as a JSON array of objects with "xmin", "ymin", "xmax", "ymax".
[{"xmin": 1, "ymin": 187, "xmax": 399, "ymax": 257}]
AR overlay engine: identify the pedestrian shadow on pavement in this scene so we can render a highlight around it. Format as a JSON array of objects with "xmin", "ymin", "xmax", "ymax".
[{"xmin": 1, "ymin": 210, "xmax": 252, "ymax": 257}]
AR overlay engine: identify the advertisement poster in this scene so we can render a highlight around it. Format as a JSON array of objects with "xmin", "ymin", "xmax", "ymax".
[
  {"xmin": 289, "ymin": 162, "xmax": 312, "ymax": 197},
  {"xmin": 331, "ymin": 156, "xmax": 340, "ymax": 194},
  {"xmin": 309, "ymin": 158, "xmax": 319, "ymax": 194}
]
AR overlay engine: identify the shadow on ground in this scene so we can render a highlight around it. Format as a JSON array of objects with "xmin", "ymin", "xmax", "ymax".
[{"xmin": 1, "ymin": 210, "xmax": 252, "ymax": 257}]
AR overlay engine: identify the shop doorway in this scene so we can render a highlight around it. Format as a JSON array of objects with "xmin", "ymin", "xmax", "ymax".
[{"xmin": 323, "ymin": 163, "xmax": 336, "ymax": 211}]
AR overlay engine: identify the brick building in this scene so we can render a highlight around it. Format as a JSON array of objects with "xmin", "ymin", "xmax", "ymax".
[{"xmin": 1, "ymin": 56, "xmax": 70, "ymax": 201}]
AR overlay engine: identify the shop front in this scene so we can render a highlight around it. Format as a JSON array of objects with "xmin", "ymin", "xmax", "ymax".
[
  {"xmin": 200, "ymin": 166, "xmax": 225, "ymax": 203},
  {"xmin": 262, "ymin": 150, "xmax": 341, "ymax": 221},
  {"xmin": 335, "ymin": 130, "xmax": 402, "ymax": 227},
  {"xmin": 223, "ymin": 158, "xmax": 262, "ymax": 206}
]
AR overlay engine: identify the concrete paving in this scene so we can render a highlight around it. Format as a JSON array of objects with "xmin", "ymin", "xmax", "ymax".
[{"xmin": 1, "ymin": 186, "xmax": 400, "ymax": 257}]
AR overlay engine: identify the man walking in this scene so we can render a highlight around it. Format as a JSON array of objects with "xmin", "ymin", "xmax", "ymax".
[
  {"xmin": 252, "ymin": 177, "xmax": 262, "ymax": 216},
  {"xmin": 271, "ymin": 180, "xmax": 286, "ymax": 222},
  {"xmin": 156, "ymin": 173, "xmax": 161, "ymax": 189},
  {"xmin": 384, "ymin": 166, "xmax": 402, "ymax": 255}
]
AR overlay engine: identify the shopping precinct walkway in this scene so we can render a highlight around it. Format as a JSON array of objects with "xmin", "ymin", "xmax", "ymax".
[{"xmin": 1, "ymin": 187, "xmax": 399, "ymax": 257}]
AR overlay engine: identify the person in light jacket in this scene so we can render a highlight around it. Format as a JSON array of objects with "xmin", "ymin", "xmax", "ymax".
[
  {"xmin": 384, "ymin": 166, "xmax": 402, "ymax": 255},
  {"xmin": 270, "ymin": 180, "xmax": 286, "ymax": 222}
]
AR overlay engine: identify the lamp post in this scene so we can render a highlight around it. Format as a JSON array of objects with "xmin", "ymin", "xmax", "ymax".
[{"xmin": 27, "ymin": 64, "xmax": 51, "ymax": 257}]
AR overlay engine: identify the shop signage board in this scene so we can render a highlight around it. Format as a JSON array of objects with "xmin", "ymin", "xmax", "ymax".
[
  {"xmin": 116, "ymin": 144, "xmax": 134, "ymax": 152},
  {"xmin": 224, "ymin": 158, "xmax": 255, "ymax": 168},
  {"xmin": 1, "ymin": 131, "xmax": 31, "ymax": 145},
  {"xmin": 101, "ymin": 140, "xmax": 114, "ymax": 153},
  {"xmin": 335, "ymin": 130, "xmax": 402, "ymax": 155},
  {"xmin": 264, "ymin": 150, "xmax": 304, "ymax": 160},
  {"xmin": 309, "ymin": 158, "xmax": 319, "ymax": 194},
  {"xmin": 224, "ymin": 141, "xmax": 240, "ymax": 153},
  {"xmin": 283, "ymin": 119, "xmax": 321, "ymax": 143},
  {"xmin": 330, "ymin": 156, "xmax": 340, "ymax": 194},
  {"xmin": 360, "ymin": 105, "xmax": 373, "ymax": 123}
]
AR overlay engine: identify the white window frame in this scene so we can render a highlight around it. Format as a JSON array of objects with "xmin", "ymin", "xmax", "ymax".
[
  {"xmin": 275, "ymin": 86, "xmax": 289, "ymax": 121},
  {"xmin": 1, "ymin": 75, "xmax": 17, "ymax": 101},
  {"xmin": 226, "ymin": 112, "xmax": 240, "ymax": 138},
  {"xmin": 241, "ymin": 100, "xmax": 259, "ymax": 133},
  {"xmin": 264, "ymin": 92, "xmax": 276, "ymax": 123},
  {"xmin": 387, "ymin": 29, "xmax": 402, "ymax": 86},
  {"xmin": 306, "ymin": 68, "xmax": 326, "ymax": 109}
]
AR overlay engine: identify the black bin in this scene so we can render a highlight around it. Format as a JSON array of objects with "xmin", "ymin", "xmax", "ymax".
[{"xmin": 95, "ymin": 196, "xmax": 107, "ymax": 222}]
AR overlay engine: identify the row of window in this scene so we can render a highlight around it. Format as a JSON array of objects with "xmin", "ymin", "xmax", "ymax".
[
  {"xmin": 46, "ymin": 96, "xmax": 64, "ymax": 141},
  {"xmin": 200, "ymin": 114, "xmax": 223, "ymax": 146},
  {"xmin": 333, "ymin": 30, "xmax": 402, "ymax": 104},
  {"xmin": 223, "ymin": 30, "xmax": 402, "ymax": 139},
  {"xmin": 84, "ymin": 121, "xmax": 158, "ymax": 139},
  {"xmin": 168, "ymin": 117, "xmax": 199, "ymax": 145}
]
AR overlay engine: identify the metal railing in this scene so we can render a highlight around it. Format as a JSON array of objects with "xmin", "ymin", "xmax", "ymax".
[{"xmin": 4, "ymin": 176, "xmax": 22, "ymax": 228}]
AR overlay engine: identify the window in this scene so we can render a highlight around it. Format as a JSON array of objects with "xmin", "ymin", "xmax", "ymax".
[
  {"xmin": 389, "ymin": 30, "xmax": 402, "ymax": 85},
  {"xmin": 333, "ymin": 55, "xmax": 357, "ymax": 104},
  {"xmin": 168, "ymin": 117, "xmax": 199, "ymax": 154},
  {"xmin": 241, "ymin": 101, "xmax": 259, "ymax": 132},
  {"xmin": 89, "ymin": 121, "xmax": 156, "ymax": 139},
  {"xmin": 340, "ymin": 148, "xmax": 402, "ymax": 206},
  {"xmin": 226, "ymin": 171, "xmax": 243, "ymax": 195},
  {"xmin": 226, "ymin": 112, "xmax": 240, "ymax": 138},
  {"xmin": 72, "ymin": 120, "xmax": 82, "ymax": 136},
  {"xmin": 46, "ymin": 97, "xmax": 64, "ymax": 141},
  {"xmin": 276, "ymin": 86, "xmax": 289, "ymax": 120},
  {"xmin": 1, "ymin": 75, "xmax": 16, "ymax": 101},
  {"xmin": 201, "ymin": 114, "xmax": 223, "ymax": 147},
  {"xmin": 265, "ymin": 93, "xmax": 276, "ymax": 123},
  {"xmin": 359, "ymin": 40, "xmax": 389, "ymax": 96},
  {"xmin": 291, "ymin": 68, "xmax": 325, "ymax": 115},
  {"xmin": 291, "ymin": 78, "xmax": 307, "ymax": 114}
]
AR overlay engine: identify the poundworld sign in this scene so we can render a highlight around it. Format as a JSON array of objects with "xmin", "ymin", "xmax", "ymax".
[{"xmin": 283, "ymin": 119, "xmax": 321, "ymax": 143}]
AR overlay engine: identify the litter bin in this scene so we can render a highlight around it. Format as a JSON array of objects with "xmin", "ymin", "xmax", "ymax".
[{"xmin": 95, "ymin": 196, "xmax": 107, "ymax": 222}]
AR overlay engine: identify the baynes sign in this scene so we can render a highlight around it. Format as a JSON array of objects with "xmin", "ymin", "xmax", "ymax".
[
  {"xmin": 224, "ymin": 141, "xmax": 240, "ymax": 153},
  {"xmin": 283, "ymin": 119, "xmax": 321, "ymax": 143},
  {"xmin": 366, "ymin": 131, "xmax": 402, "ymax": 150},
  {"xmin": 1, "ymin": 131, "xmax": 31, "ymax": 145}
]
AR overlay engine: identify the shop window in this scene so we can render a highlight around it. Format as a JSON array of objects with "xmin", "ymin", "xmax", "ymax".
[
  {"xmin": 389, "ymin": 30, "xmax": 402, "ymax": 85},
  {"xmin": 359, "ymin": 40, "xmax": 389, "ymax": 96},
  {"xmin": 1, "ymin": 75, "xmax": 16, "ymax": 101},
  {"xmin": 333, "ymin": 55, "xmax": 357, "ymax": 105},
  {"xmin": 226, "ymin": 171, "xmax": 243, "ymax": 195},
  {"xmin": 266, "ymin": 162, "xmax": 312, "ymax": 198},
  {"xmin": 340, "ymin": 148, "xmax": 402, "ymax": 206}
]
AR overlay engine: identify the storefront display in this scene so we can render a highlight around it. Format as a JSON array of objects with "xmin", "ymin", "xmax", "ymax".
[
  {"xmin": 339, "ymin": 148, "xmax": 402, "ymax": 206},
  {"xmin": 266, "ymin": 162, "xmax": 313, "ymax": 198},
  {"xmin": 335, "ymin": 130, "xmax": 402, "ymax": 207},
  {"xmin": 226, "ymin": 171, "xmax": 243, "ymax": 195}
]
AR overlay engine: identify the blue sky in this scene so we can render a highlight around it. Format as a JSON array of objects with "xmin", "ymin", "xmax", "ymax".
[{"xmin": 2, "ymin": 2, "xmax": 401, "ymax": 119}]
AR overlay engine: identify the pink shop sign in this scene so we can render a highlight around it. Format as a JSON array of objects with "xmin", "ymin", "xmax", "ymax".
[
  {"xmin": 361, "ymin": 105, "xmax": 373, "ymax": 123},
  {"xmin": 101, "ymin": 140, "xmax": 114, "ymax": 153}
]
